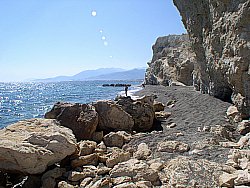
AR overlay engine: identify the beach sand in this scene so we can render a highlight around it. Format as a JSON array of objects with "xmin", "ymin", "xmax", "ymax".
[{"xmin": 129, "ymin": 85, "xmax": 238, "ymax": 163}]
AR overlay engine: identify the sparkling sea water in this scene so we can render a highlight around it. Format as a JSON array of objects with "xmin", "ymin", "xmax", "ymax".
[{"xmin": 0, "ymin": 80, "xmax": 143, "ymax": 128}]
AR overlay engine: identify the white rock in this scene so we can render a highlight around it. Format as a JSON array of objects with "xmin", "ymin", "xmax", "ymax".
[{"xmin": 0, "ymin": 119, "xmax": 77, "ymax": 174}]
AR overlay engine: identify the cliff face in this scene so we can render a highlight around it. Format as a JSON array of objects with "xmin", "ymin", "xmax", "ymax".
[
  {"xmin": 173, "ymin": 0, "xmax": 250, "ymax": 118},
  {"xmin": 145, "ymin": 34, "xmax": 196, "ymax": 86}
]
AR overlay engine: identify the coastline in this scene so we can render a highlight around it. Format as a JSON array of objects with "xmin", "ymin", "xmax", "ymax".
[{"xmin": 0, "ymin": 84, "xmax": 248, "ymax": 187}]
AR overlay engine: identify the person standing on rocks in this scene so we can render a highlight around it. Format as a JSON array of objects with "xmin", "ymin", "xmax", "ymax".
[{"xmin": 125, "ymin": 85, "xmax": 128, "ymax": 96}]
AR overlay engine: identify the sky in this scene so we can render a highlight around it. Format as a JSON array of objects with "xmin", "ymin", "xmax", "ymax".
[{"xmin": 0, "ymin": 0, "xmax": 186, "ymax": 82}]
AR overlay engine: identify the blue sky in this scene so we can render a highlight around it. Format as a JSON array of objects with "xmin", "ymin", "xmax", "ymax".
[{"xmin": 0, "ymin": 0, "xmax": 186, "ymax": 81}]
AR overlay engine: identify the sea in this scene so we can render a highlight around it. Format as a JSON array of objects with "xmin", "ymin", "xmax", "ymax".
[{"xmin": 0, "ymin": 80, "xmax": 143, "ymax": 128}]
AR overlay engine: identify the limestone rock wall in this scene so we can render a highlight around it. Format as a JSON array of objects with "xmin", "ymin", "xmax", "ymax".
[
  {"xmin": 145, "ymin": 34, "xmax": 196, "ymax": 86},
  {"xmin": 173, "ymin": 0, "xmax": 250, "ymax": 118}
]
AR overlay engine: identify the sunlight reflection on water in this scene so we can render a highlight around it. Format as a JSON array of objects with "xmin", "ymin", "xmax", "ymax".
[{"xmin": 0, "ymin": 80, "xmax": 142, "ymax": 128}]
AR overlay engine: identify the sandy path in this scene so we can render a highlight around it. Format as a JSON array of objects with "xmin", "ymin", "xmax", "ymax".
[{"xmin": 129, "ymin": 85, "xmax": 236, "ymax": 163}]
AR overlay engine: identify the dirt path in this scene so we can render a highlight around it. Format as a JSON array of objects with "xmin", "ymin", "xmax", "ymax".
[{"xmin": 129, "ymin": 85, "xmax": 236, "ymax": 164}]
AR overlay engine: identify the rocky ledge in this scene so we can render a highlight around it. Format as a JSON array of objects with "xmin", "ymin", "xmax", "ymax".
[
  {"xmin": 0, "ymin": 85, "xmax": 250, "ymax": 187},
  {"xmin": 173, "ymin": 0, "xmax": 250, "ymax": 118},
  {"xmin": 145, "ymin": 34, "xmax": 196, "ymax": 86}
]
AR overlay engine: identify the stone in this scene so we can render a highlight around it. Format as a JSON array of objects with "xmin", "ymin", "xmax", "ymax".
[
  {"xmin": 157, "ymin": 140, "xmax": 190, "ymax": 153},
  {"xmin": 110, "ymin": 159, "xmax": 159, "ymax": 185},
  {"xmin": 162, "ymin": 157, "xmax": 225, "ymax": 187},
  {"xmin": 86, "ymin": 178, "xmax": 111, "ymax": 188},
  {"xmin": 166, "ymin": 122, "xmax": 177, "ymax": 128},
  {"xmin": 67, "ymin": 167, "xmax": 96, "ymax": 182},
  {"xmin": 95, "ymin": 141, "xmax": 107, "ymax": 154},
  {"xmin": 0, "ymin": 118, "xmax": 77, "ymax": 174},
  {"xmin": 135, "ymin": 181, "xmax": 153, "ymax": 188},
  {"xmin": 41, "ymin": 167, "xmax": 66, "ymax": 188},
  {"xmin": 134, "ymin": 143, "xmax": 152, "ymax": 160},
  {"xmin": 80, "ymin": 177, "xmax": 92, "ymax": 187},
  {"xmin": 145, "ymin": 34, "xmax": 195, "ymax": 86},
  {"xmin": 173, "ymin": 0, "xmax": 250, "ymax": 118},
  {"xmin": 78, "ymin": 140, "xmax": 97, "ymax": 156},
  {"xmin": 135, "ymin": 95, "xmax": 154, "ymax": 106},
  {"xmin": 227, "ymin": 149, "xmax": 250, "ymax": 170},
  {"xmin": 189, "ymin": 149, "xmax": 203, "ymax": 156},
  {"xmin": 155, "ymin": 111, "xmax": 171, "ymax": 121},
  {"xmin": 113, "ymin": 182, "xmax": 137, "ymax": 188},
  {"xmin": 237, "ymin": 120, "xmax": 250, "ymax": 135},
  {"xmin": 153, "ymin": 101, "xmax": 165, "ymax": 112},
  {"xmin": 68, "ymin": 171, "xmax": 86, "ymax": 182},
  {"xmin": 175, "ymin": 132, "xmax": 184, "ymax": 137},
  {"xmin": 106, "ymin": 148, "xmax": 131, "ymax": 168},
  {"xmin": 234, "ymin": 169, "xmax": 250, "ymax": 186},
  {"xmin": 219, "ymin": 173, "xmax": 237, "ymax": 187},
  {"xmin": 97, "ymin": 166, "xmax": 111, "ymax": 176},
  {"xmin": 237, "ymin": 134, "xmax": 250, "ymax": 148},
  {"xmin": 103, "ymin": 131, "xmax": 131, "ymax": 148},
  {"xmin": 45, "ymin": 102, "xmax": 98, "ymax": 141},
  {"xmin": 116, "ymin": 96, "xmax": 155, "ymax": 132},
  {"xmin": 220, "ymin": 141, "xmax": 240, "ymax": 149},
  {"xmin": 93, "ymin": 100, "xmax": 134, "ymax": 132},
  {"xmin": 111, "ymin": 176, "xmax": 132, "ymax": 185},
  {"xmin": 71, "ymin": 153, "xmax": 98, "ymax": 168},
  {"xmin": 57, "ymin": 181, "xmax": 74, "ymax": 188},
  {"xmin": 149, "ymin": 162, "xmax": 164, "ymax": 171},
  {"xmin": 227, "ymin": 106, "xmax": 242, "ymax": 122},
  {"xmin": 92, "ymin": 131, "xmax": 103, "ymax": 143},
  {"xmin": 210, "ymin": 125, "xmax": 231, "ymax": 140}
]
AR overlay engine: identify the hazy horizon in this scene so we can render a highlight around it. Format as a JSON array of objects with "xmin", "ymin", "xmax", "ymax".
[{"xmin": 0, "ymin": 0, "xmax": 186, "ymax": 82}]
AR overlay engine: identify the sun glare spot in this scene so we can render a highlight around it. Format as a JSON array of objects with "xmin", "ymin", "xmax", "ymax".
[
  {"xmin": 102, "ymin": 36, "xmax": 106, "ymax": 40},
  {"xmin": 91, "ymin": 11, "xmax": 97, "ymax": 17},
  {"xmin": 100, "ymin": 30, "xmax": 103, "ymax": 33},
  {"xmin": 104, "ymin": 41, "xmax": 108, "ymax": 46}
]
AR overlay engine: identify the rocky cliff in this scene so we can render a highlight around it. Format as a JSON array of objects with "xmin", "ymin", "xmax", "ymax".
[
  {"xmin": 173, "ymin": 0, "xmax": 250, "ymax": 118},
  {"xmin": 145, "ymin": 34, "xmax": 196, "ymax": 86}
]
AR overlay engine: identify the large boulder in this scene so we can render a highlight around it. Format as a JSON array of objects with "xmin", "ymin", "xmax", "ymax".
[
  {"xmin": 0, "ymin": 118, "xmax": 77, "ymax": 174},
  {"xmin": 161, "ymin": 157, "xmax": 226, "ymax": 187},
  {"xmin": 93, "ymin": 100, "xmax": 134, "ymax": 132},
  {"xmin": 116, "ymin": 96, "xmax": 155, "ymax": 132},
  {"xmin": 103, "ymin": 131, "xmax": 131, "ymax": 148},
  {"xmin": 173, "ymin": 0, "xmax": 250, "ymax": 118},
  {"xmin": 110, "ymin": 159, "xmax": 160, "ymax": 185},
  {"xmin": 45, "ymin": 102, "xmax": 98, "ymax": 141},
  {"xmin": 157, "ymin": 140, "xmax": 190, "ymax": 153}
]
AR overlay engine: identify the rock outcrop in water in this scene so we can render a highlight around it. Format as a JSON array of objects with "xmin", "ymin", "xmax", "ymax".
[
  {"xmin": 145, "ymin": 34, "xmax": 196, "ymax": 86},
  {"xmin": 173, "ymin": 0, "xmax": 250, "ymax": 118}
]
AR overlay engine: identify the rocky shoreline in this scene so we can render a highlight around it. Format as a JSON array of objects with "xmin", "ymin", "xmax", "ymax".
[
  {"xmin": 0, "ymin": 0, "xmax": 249, "ymax": 187},
  {"xmin": 0, "ymin": 85, "xmax": 249, "ymax": 187}
]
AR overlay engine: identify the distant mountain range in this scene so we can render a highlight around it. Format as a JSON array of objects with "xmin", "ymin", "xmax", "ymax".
[{"xmin": 34, "ymin": 68, "xmax": 146, "ymax": 82}]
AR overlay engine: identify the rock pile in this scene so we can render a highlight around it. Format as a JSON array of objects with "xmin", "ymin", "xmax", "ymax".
[
  {"xmin": 0, "ymin": 95, "xmax": 165, "ymax": 187},
  {"xmin": 216, "ymin": 105, "xmax": 250, "ymax": 187}
]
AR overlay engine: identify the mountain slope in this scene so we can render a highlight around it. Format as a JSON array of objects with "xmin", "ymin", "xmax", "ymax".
[
  {"xmin": 34, "ymin": 68, "xmax": 125, "ymax": 82},
  {"xmin": 33, "ymin": 68, "xmax": 145, "ymax": 82},
  {"xmin": 86, "ymin": 68, "xmax": 145, "ymax": 80}
]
